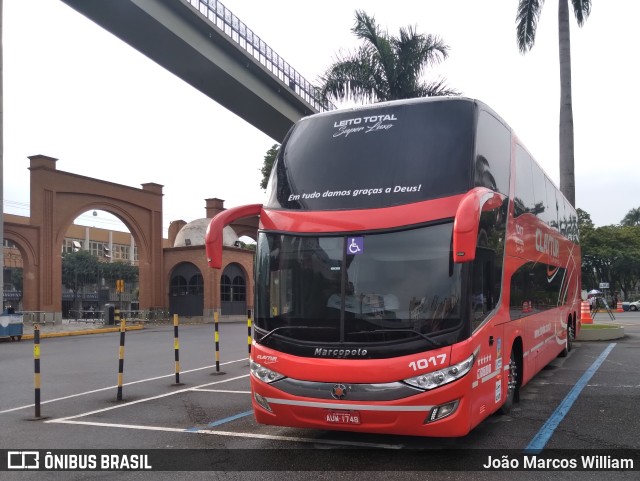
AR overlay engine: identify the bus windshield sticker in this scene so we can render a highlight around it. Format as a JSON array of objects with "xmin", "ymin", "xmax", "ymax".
[
  {"xmin": 332, "ymin": 114, "xmax": 397, "ymax": 138},
  {"xmin": 347, "ymin": 237, "xmax": 364, "ymax": 255}
]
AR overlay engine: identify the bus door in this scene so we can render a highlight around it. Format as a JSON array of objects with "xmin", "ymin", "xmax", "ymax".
[
  {"xmin": 469, "ymin": 244, "xmax": 506, "ymax": 417},
  {"xmin": 454, "ymin": 187, "xmax": 508, "ymax": 417}
]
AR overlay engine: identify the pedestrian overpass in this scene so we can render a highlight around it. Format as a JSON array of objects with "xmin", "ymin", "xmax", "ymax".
[{"xmin": 60, "ymin": 0, "xmax": 334, "ymax": 141}]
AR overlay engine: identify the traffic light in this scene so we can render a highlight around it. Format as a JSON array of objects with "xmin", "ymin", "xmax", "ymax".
[{"xmin": 116, "ymin": 279, "xmax": 125, "ymax": 293}]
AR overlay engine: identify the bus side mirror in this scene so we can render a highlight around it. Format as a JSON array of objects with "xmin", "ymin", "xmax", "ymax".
[
  {"xmin": 205, "ymin": 204, "xmax": 263, "ymax": 269},
  {"xmin": 453, "ymin": 187, "xmax": 504, "ymax": 263}
]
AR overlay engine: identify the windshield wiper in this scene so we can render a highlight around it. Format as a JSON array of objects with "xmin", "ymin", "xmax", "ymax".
[
  {"xmin": 259, "ymin": 326, "xmax": 336, "ymax": 344},
  {"xmin": 347, "ymin": 329, "xmax": 443, "ymax": 348}
]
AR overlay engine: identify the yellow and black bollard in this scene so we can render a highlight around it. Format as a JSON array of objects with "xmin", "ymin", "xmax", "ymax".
[
  {"xmin": 116, "ymin": 311, "xmax": 126, "ymax": 401},
  {"xmin": 247, "ymin": 309, "xmax": 252, "ymax": 357},
  {"xmin": 212, "ymin": 309, "xmax": 225, "ymax": 375},
  {"xmin": 173, "ymin": 314, "xmax": 183, "ymax": 385},
  {"xmin": 33, "ymin": 324, "xmax": 42, "ymax": 418}
]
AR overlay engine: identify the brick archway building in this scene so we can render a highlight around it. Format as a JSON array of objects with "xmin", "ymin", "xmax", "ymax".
[
  {"xmin": 164, "ymin": 198, "xmax": 256, "ymax": 319},
  {"xmin": 4, "ymin": 155, "xmax": 164, "ymax": 318},
  {"xmin": 3, "ymin": 155, "xmax": 257, "ymax": 320}
]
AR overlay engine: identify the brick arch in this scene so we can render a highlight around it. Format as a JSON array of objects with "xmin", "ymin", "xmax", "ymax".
[
  {"xmin": 3, "ymin": 223, "xmax": 40, "ymax": 311},
  {"xmin": 165, "ymin": 256, "xmax": 210, "ymax": 299},
  {"xmin": 164, "ymin": 248, "xmax": 212, "ymax": 316},
  {"xmin": 163, "ymin": 243, "xmax": 255, "ymax": 319},
  {"xmin": 219, "ymin": 256, "xmax": 253, "ymax": 314},
  {"xmin": 27, "ymin": 155, "xmax": 165, "ymax": 318},
  {"xmin": 221, "ymin": 261, "xmax": 250, "ymax": 282},
  {"xmin": 167, "ymin": 261, "xmax": 204, "ymax": 316},
  {"xmin": 232, "ymin": 227, "xmax": 258, "ymax": 242},
  {"xmin": 220, "ymin": 262, "xmax": 249, "ymax": 315},
  {"xmin": 220, "ymin": 261, "xmax": 252, "ymax": 313},
  {"xmin": 55, "ymin": 201, "xmax": 151, "ymax": 263}
]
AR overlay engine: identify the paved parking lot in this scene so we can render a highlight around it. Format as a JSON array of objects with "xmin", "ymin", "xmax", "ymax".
[{"xmin": 1, "ymin": 315, "xmax": 640, "ymax": 478}]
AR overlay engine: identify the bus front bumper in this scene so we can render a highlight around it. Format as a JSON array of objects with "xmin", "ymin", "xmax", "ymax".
[{"xmin": 251, "ymin": 378, "xmax": 472, "ymax": 437}]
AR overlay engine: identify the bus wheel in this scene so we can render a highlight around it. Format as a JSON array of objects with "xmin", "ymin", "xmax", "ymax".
[
  {"xmin": 499, "ymin": 350, "xmax": 519, "ymax": 414},
  {"xmin": 559, "ymin": 320, "xmax": 574, "ymax": 357}
]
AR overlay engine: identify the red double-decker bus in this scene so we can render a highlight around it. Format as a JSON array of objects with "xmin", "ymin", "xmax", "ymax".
[{"xmin": 206, "ymin": 97, "xmax": 581, "ymax": 437}]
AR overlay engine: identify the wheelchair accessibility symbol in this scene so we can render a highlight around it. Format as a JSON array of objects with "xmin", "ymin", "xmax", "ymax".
[{"xmin": 348, "ymin": 237, "xmax": 364, "ymax": 255}]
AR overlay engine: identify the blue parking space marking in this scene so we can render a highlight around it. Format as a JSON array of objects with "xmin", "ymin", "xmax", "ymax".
[
  {"xmin": 205, "ymin": 410, "xmax": 254, "ymax": 428},
  {"xmin": 525, "ymin": 343, "xmax": 617, "ymax": 453},
  {"xmin": 186, "ymin": 410, "xmax": 253, "ymax": 432}
]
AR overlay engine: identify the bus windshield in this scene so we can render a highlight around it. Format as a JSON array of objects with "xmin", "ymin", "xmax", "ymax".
[
  {"xmin": 255, "ymin": 223, "xmax": 466, "ymax": 358},
  {"xmin": 266, "ymin": 99, "xmax": 475, "ymax": 210}
]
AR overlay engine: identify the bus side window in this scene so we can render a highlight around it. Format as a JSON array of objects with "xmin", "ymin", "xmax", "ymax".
[
  {"xmin": 514, "ymin": 145, "xmax": 535, "ymax": 217},
  {"xmin": 471, "ymin": 202, "xmax": 507, "ymax": 331},
  {"xmin": 475, "ymin": 110, "xmax": 511, "ymax": 196},
  {"xmin": 471, "ymin": 245, "xmax": 494, "ymax": 331}
]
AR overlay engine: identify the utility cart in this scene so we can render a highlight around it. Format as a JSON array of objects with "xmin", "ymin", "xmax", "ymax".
[{"xmin": 0, "ymin": 310, "xmax": 24, "ymax": 341}]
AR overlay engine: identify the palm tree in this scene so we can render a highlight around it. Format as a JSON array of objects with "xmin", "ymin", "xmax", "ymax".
[
  {"xmin": 516, "ymin": 0, "xmax": 592, "ymax": 207},
  {"xmin": 320, "ymin": 10, "xmax": 459, "ymax": 104},
  {"xmin": 621, "ymin": 207, "xmax": 640, "ymax": 226}
]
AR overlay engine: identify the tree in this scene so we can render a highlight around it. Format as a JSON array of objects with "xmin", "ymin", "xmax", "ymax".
[
  {"xmin": 101, "ymin": 261, "xmax": 139, "ymax": 286},
  {"xmin": 260, "ymin": 144, "xmax": 279, "ymax": 190},
  {"xmin": 580, "ymin": 221, "xmax": 640, "ymax": 300},
  {"xmin": 235, "ymin": 240, "xmax": 256, "ymax": 251},
  {"xmin": 621, "ymin": 207, "xmax": 640, "ymax": 226},
  {"xmin": 62, "ymin": 251, "xmax": 139, "ymax": 313},
  {"xmin": 320, "ymin": 10, "xmax": 459, "ymax": 104},
  {"xmin": 516, "ymin": 0, "xmax": 591, "ymax": 207},
  {"xmin": 3, "ymin": 267, "xmax": 22, "ymax": 292},
  {"xmin": 62, "ymin": 250, "xmax": 101, "ymax": 311},
  {"xmin": 576, "ymin": 208, "xmax": 594, "ymax": 231}
]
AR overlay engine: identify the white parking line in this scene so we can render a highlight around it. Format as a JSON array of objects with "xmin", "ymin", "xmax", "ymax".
[
  {"xmin": 534, "ymin": 381, "xmax": 640, "ymax": 389},
  {"xmin": 0, "ymin": 358, "xmax": 248, "ymax": 415},
  {"xmin": 190, "ymin": 389, "xmax": 251, "ymax": 394},
  {"xmin": 46, "ymin": 374, "xmax": 250, "ymax": 422},
  {"xmin": 44, "ymin": 372, "xmax": 404, "ymax": 449},
  {"xmin": 51, "ymin": 419, "xmax": 403, "ymax": 449}
]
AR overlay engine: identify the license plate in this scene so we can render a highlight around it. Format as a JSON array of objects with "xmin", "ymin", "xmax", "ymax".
[{"xmin": 325, "ymin": 410, "xmax": 361, "ymax": 425}]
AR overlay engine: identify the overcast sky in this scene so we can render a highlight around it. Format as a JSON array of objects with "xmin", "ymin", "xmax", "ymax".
[{"xmin": 3, "ymin": 0, "xmax": 639, "ymax": 235}]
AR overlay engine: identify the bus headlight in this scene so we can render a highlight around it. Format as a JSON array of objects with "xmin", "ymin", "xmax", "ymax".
[
  {"xmin": 403, "ymin": 354, "xmax": 475, "ymax": 390},
  {"xmin": 426, "ymin": 400, "xmax": 460, "ymax": 423},
  {"xmin": 250, "ymin": 360, "xmax": 285, "ymax": 383}
]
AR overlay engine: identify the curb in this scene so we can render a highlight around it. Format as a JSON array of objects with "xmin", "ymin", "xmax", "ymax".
[
  {"xmin": 22, "ymin": 325, "xmax": 145, "ymax": 340},
  {"xmin": 577, "ymin": 325, "xmax": 625, "ymax": 341}
]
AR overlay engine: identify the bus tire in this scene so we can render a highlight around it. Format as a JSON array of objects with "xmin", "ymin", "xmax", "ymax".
[
  {"xmin": 499, "ymin": 348, "xmax": 519, "ymax": 414},
  {"xmin": 559, "ymin": 317, "xmax": 574, "ymax": 357}
]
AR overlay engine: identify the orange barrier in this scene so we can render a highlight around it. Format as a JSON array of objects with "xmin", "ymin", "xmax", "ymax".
[
  {"xmin": 580, "ymin": 300, "xmax": 593, "ymax": 324},
  {"xmin": 617, "ymin": 301, "xmax": 624, "ymax": 313}
]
